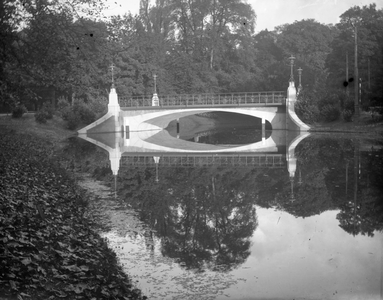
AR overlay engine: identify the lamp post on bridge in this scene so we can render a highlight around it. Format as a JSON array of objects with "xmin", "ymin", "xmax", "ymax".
[
  {"xmin": 110, "ymin": 63, "xmax": 115, "ymax": 88},
  {"xmin": 153, "ymin": 74, "xmax": 157, "ymax": 94},
  {"xmin": 152, "ymin": 74, "xmax": 159, "ymax": 106},
  {"xmin": 289, "ymin": 55, "xmax": 295, "ymax": 83},
  {"xmin": 297, "ymin": 67, "xmax": 303, "ymax": 94}
]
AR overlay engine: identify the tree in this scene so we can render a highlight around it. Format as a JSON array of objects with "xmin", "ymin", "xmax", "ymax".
[
  {"xmin": 275, "ymin": 19, "xmax": 337, "ymax": 90},
  {"xmin": 0, "ymin": 0, "xmax": 111, "ymax": 110},
  {"xmin": 327, "ymin": 4, "xmax": 383, "ymax": 107}
]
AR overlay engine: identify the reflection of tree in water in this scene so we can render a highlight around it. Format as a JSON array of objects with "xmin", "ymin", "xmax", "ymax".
[
  {"xmin": 65, "ymin": 134, "xmax": 383, "ymax": 249},
  {"xmin": 287, "ymin": 136, "xmax": 383, "ymax": 236},
  {"xmin": 336, "ymin": 144, "xmax": 383, "ymax": 237},
  {"xmin": 119, "ymin": 166, "xmax": 258, "ymax": 272},
  {"xmin": 163, "ymin": 175, "xmax": 257, "ymax": 271}
]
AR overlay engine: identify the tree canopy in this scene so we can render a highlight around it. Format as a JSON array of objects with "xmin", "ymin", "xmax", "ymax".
[{"xmin": 1, "ymin": 0, "xmax": 382, "ymax": 111}]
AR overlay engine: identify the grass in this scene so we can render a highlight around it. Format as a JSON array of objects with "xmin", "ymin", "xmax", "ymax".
[
  {"xmin": 309, "ymin": 111, "xmax": 383, "ymax": 135},
  {"xmin": 0, "ymin": 114, "xmax": 75, "ymax": 146}
]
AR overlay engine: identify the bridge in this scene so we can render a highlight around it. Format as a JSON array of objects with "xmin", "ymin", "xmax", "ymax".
[
  {"xmin": 78, "ymin": 111, "xmax": 310, "ymax": 179},
  {"xmin": 78, "ymin": 73, "xmax": 311, "ymax": 180},
  {"xmin": 80, "ymin": 78, "xmax": 309, "ymax": 140}
]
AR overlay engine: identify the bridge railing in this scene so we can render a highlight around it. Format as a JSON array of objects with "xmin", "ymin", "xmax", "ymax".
[
  {"xmin": 119, "ymin": 91, "xmax": 285, "ymax": 108},
  {"xmin": 120, "ymin": 154, "xmax": 285, "ymax": 168}
]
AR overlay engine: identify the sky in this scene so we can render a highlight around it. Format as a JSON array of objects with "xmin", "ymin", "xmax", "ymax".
[{"xmin": 103, "ymin": 0, "xmax": 383, "ymax": 32}]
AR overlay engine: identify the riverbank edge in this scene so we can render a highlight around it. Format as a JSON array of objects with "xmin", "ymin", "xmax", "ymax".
[
  {"xmin": 308, "ymin": 112, "xmax": 383, "ymax": 136},
  {"xmin": 0, "ymin": 117, "xmax": 147, "ymax": 299}
]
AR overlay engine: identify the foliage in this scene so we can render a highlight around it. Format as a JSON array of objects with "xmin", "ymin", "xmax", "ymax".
[
  {"xmin": 1, "ymin": 0, "xmax": 382, "ymax": 123},
  {"xmin": 11, "ymin": 104, "xmax": 27, "ymax": 118},
  {"xmin": 342, "ymin": 109, "xmax": 353, "ymax": 122},
  {"xmin": 320, "ymin": 104, "xmax": 341, "ymax": 122},
  {"xmin": 41, "ymin": 102, "xmax": 54, "ymax": 119},
  {"xmin": 73, "ymin": 100, "xmax": 96, "ymax": 125},
  {"xmin": 66, "ymin": 112, "xmax": 82, "ymax": 130},
  {"xmin": 34, "ymin": 102, "xmax": 55, "ymax": 123},
  {"xmin": 0, "ymin": 128, "xmax": 146, "ymax": 299},
  {"xmin": 295, "ymin": 90, "xmax": 321, "ymax": 124},
  {"xmin": 34, "ymin": 110, "xmax": 47, "ymax": 123},
  {"xmin": 56, "ymin": 98, "xmax": 100, "ymax": 130},
  {"xmin": 344, "ymin": 98, "xmax": 355, "ymax": 113},
  {"xmin": 318, "ymin": 94, "xmax": 341, "ymax": 122},
  {"xmin": 326, "ymin": 4, "xmax": 383, "ymax": 106}
]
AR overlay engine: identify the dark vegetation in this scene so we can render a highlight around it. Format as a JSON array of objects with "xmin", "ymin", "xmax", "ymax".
[
  {"xmin": 1, "ymin": 1, "xmax": 383, "ymax": 127},
  {"xmin": 0, "ymin": 127, "xmax": 146, "ymax": 300}
]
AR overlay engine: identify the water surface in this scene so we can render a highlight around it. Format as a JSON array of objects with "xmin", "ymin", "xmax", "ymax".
[{"xmin": 69, "ymin": 113, "xmax": 383, "ymax": 300}]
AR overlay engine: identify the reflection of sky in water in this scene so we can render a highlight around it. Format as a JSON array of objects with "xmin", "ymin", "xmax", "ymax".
[{"xmin": 102, "ymin": 207, "xmax": 383, "ymax": 300}]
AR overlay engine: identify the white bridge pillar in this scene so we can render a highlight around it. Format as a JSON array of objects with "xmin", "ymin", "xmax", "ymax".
[
  {"xmin": 108, "ymin": 86, "xmax": 120, "ymax": 115},
  {"xmin": 108, "ymin": 86, "xmax": 122, "ymax": 135},
  {"xmin": 152, "ymin": 93, "xmax": 159, "ymax": 106}
]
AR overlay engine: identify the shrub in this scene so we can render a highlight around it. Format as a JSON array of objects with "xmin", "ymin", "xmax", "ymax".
[
  {"xmin": 295, "ymin": 91, "xmax": 321, "ymax": 124},
  {"xmin": 35, "ymin": 110, "xmax": 48, "ymax": 124},
  {"xmin": 320, "ymin": 104, "xmax": 341, "ymax": 122},
  {"xmin": 41, "ymin": 102, "xmax": 54, "ymax": 119},
  {"xmin": 11, "ymin": 104, "xmax": 27, "ymax": 118},
  {"xmin": 60, "ymin": 106, "xmax": 73, "ymax": 121},
  {"xmin": 57, "ymin": 98, "xmax": 99, "ymax": 130},
  {"xmin": 56, "ymin": 97, "xmax": 71, "ymax": 118},
  {"xmin": 318, "ymin": 95, "xmax": 339, "ymax": 110},
  {"xmin": 66, "ymin": 112, "xmax": 81, "ymax": 130},
  {"xmin": 342, "ymin": 109, "xmax": 353, "ymax": 122},
  {"xmin": 73, "ymin": 101, "xmax": 96, "ymax": 124},
  {"xmin": 86, "ymin": 95, "xmax": 107, "ymax": 117},
  {"xmin": 343, "ymin": 99, "xmax": 355, "ymax": 113}
]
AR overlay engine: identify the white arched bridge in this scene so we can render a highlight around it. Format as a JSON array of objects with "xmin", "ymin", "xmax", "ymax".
[{"xmin": 78, "ymin": 80, "xmax": 310, "ymax": 178}]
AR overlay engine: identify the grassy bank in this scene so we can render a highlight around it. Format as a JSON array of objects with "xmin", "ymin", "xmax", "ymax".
[
  {"xmin": 309, "ymin": 111, "xmax": 383, "ymax": 135},
  {"xmin": 0, "ymin": 116, "xmax": 146, "ymax": 299}
]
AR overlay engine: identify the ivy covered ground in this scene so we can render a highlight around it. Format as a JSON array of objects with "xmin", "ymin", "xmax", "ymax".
[{"xmin": 0, "ymin": 124, "xmax": 146, "ymax": 299}]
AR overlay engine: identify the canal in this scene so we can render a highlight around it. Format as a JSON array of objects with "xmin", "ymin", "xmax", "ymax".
[{"xmin": 66, "ymin": 112, "xmax": 383, "ymax": 300}]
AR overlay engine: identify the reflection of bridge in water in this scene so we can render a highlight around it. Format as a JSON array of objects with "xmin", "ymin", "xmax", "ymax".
[
  {"xmin": 121, "ymin": 153, "xmax": 285, "ymax": 168},
  {"xmin": 78, "ymin": 116, "xmax": 309, "ymax": 179}
]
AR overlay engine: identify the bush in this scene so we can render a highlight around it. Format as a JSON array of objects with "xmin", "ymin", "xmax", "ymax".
[
  {"xmin": 11, "ymin": 104, "xmax": 27, "ymax": 118},
  {"xmin": 41, "ymin": 102, "xmax": 54, "ymax": 119},
  {"xmin": 56, "ymin": 97, "xmax": 71, "ymax": 118},
  {"xmin": 35, "ymin": 110, "xmax": 48, "ymax": 124},
  {"xmin": 86, "ymin": 95, "xmax": 107, "ymax": 118},
  {"xmin": 66, "ymin": 112, "xmax": 81, "ymax": 130},
  {"xmin": 342, "ymin": 109, "xmax": 353, "ymax": 122},
  {"xmin": 73, "ymin": 101, "xmax": 96, "ymax": 124},
  {"xmin": 56, "ymin": 98, "xmax": 99, "ymax": 130},
  {"xmin": 295, "ymin": 91, "xmax": 321, "ymax": 124},
  {"xmin": 320, "ymin": 104, "xmax": 341, "ymax": 122},
  {"xmin": 343, "ymin": 99, "xmax": 355, "ymax": 113},
  {"xmin": 60, "ymin": 106, "xmax": 73, "ymax": 121}
]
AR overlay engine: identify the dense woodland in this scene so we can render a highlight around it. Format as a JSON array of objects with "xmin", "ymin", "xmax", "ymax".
[{"xmin": 1, "ymin": 0, "xmax": 383, "ymax": 122}]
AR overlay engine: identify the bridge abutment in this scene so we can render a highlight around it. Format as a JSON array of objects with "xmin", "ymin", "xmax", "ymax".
[{"xmin": 286, "ymin": 81, "xmax": 310, "ymax": 131}]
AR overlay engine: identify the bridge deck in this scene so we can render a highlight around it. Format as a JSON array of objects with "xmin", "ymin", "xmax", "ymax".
[{"xmin": 119, "ymin": 91, "xmax": 285, "ymax": 108}]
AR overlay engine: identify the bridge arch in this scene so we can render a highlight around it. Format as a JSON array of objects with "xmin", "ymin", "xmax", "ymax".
[{"xmin": 123, "ymin": 107, "xmax": 285, "ymax": 132}]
